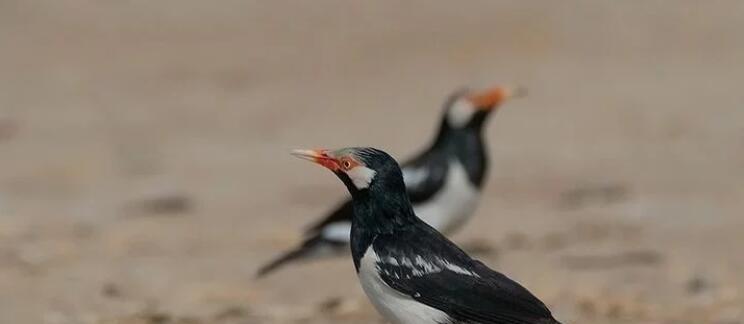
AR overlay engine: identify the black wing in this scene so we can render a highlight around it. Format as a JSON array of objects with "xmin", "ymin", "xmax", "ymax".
[{"xmin": 374, "ymin": 227, "xmax": 559, "ymax": 324}]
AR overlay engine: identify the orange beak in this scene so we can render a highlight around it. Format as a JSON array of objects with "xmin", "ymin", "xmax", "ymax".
[
  {"xmin": 466, "ymin": 86, "xmax": 527, "ymax": 110},
  {"xmin": 291, "ymin": 149, "xmax": 341, "ymax": 171}
]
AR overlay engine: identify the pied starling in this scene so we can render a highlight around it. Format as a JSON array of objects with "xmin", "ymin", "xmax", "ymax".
[{"xmin": 289, "ymin": 147, "xmax": 561, "ymax": 324}]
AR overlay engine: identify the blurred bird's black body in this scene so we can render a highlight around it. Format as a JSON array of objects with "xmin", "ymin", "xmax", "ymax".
[{"xmin": 257, "ymin": 87, "xmax": 511, "ymax": 277}]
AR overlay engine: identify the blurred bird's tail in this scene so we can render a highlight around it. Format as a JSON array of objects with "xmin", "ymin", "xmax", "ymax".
[
  {"xmin": 255, "ymin": 235, "xmax": 346, "ymax": 278},
  {"xmin": 540, "ymin": 316, "xmax": 562, "ymax": 324}
]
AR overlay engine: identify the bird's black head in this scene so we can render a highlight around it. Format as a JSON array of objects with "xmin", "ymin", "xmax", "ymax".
[
  {"xmin": 293, "ymin": 147, "xmax": 417, "ymax": 266},
  {"xmin": 291, "ymin": 147, "xmax": 405, "ymax": 198},
  {"xmin": 440, "ymin": 85, "xmax": 525, "ymax": 131},
  {"xmin": 292, "ymin": 147, "xmax": 417, "ymax": 233}
]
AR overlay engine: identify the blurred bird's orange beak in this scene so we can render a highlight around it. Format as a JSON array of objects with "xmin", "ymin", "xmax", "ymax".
[
  {"xmin": 466, "ymin": 86, "xmax": 527, "ymax": 110},
  {"xmin": 291, "ymin": 149, "xmax": 340, "ymax": 171}
]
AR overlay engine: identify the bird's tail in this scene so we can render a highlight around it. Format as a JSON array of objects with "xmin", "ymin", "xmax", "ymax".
[{"xmin": 255, "ymin": 235, "xmax": 346, "ymax": 278}]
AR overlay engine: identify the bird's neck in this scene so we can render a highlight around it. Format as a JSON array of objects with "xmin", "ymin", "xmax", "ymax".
[
  {"xmin": 351, "ymin": 189, "xmax": 417, "ymax": 232},
  {"xmin": 430, "ymin": 121, "xmax": 489, "ymax": 187},
  {"xmin": 349, "ymin": 189, "xmax": 418, "ymax": 270}
]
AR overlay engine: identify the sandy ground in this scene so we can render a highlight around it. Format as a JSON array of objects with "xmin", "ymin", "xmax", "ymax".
[{"xmin": 1, "ymin": 1, "xmax": 743, "ymax": 323}]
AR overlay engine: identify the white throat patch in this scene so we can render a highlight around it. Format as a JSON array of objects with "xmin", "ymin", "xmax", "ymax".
[
  {"xmin": 446, "ymin": 99, "xmax": 476, "ymax": 128},
  {"xmin": 347, "ymin": 165, "xmax": 377, "ymax": 189}
]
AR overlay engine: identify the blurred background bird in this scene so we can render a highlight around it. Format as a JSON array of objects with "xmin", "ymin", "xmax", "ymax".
[{"xmin": 256, "ymin": 86, "xmax": 523, "ymax": 277}]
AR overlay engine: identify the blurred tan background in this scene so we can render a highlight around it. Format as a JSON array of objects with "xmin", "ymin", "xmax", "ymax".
[{"xmin": 1, "ymin": 1, "xmax": 743, "ymax": 323}]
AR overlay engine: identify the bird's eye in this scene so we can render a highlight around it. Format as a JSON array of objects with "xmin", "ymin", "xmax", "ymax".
[{"xmin": 342, "ymin": 160, "xmax": 352, "ymax": 169}]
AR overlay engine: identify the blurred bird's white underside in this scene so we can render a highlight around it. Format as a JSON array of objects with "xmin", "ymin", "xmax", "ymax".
[{"xmin": 412, "ymin": 161, "xmax": 479, "ymax": 234}]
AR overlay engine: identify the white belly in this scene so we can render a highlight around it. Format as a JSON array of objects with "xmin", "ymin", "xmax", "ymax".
[
  {"xmin": 413, "ymin": 161, "xmax": 480, "ymax": 235},
  {"xmin": 357, "ymin": 248, "xmax": 450, "ymax": 324}
]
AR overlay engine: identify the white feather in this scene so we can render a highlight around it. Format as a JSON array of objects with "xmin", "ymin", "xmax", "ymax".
[
  {"xmin": 358, "ymin": 248, "xmax": 450, "ymax": 324},
  {"xmin": 402, "ymin": 166, "xmax": 428, "ymax": 189},
  {"xmin": 383, "ymin": 255, "xmax": 479, "ymax": 278},
  {"xmin": 446, "ymin": 98, "xmax": 476, "ymax": 128},
  {"xmin": 320, "ymin": 222, "xmax": 352, "ymax": 242},
  {"xmin": 414, "ymin": 161, "xmax": 480, "ymax": 235},
  {"xmin": 347, "ymin": 165, "xmax": 377, "ymax": 189}
]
